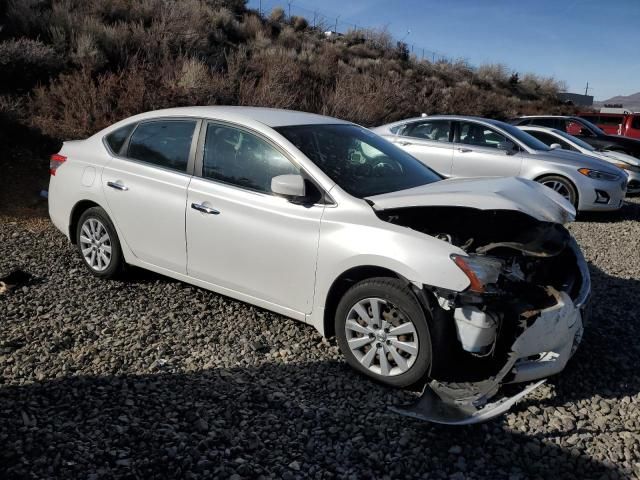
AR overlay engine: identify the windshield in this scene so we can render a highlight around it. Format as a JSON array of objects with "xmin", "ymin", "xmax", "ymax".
[
  {"xmin": 573, "ymin": 117, "xmax": 606, "ymax": 136},
  {"xmin": 551, "ymin": 128, "xmax": 596, "ymax": 151},
  {"xmin": 497, "ymin": 122, "xmax": 552, "ymax": 151},
  {"xmin": 276, "ymin": 124, "xmax": 442, "ymax": 198}
]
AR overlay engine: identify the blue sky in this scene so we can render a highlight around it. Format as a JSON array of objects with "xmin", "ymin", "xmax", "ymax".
[{"xmin": 248, "ymin": 0, "xmax": 640, "ymax": 100}]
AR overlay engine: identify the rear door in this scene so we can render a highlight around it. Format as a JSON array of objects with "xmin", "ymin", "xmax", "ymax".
[
  {"xmin": 451, "ymin": 121, "xmax": 522, "ymax": 177},
  {"xmin": 102, "ymin": 118, "xmax": 199, "ymax": 273},
  {"xmin": 391, "ymin": 119, "xmax": 454, "ymax": 175}
]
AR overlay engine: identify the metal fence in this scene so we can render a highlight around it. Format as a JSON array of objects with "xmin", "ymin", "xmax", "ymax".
[{"xmin": 253, "ymin": 0, "xmax": 453, "ymax": 64}]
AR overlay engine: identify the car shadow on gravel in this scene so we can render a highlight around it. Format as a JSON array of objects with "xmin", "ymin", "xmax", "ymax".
[
  {"xmin": 0, "ymin": 361, "xmax": 631, "ymax": 480},
  {"xmin": 1, "ymin": 262, "xmax": 638, "ymax": 479}
]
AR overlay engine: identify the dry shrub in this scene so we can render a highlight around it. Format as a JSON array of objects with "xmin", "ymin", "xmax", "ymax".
[
  {"xmin": 30, "ymin": 67, "xmax": 146, "ymax": 139},
  {"xmin": 0, "ymin": 38, "xmax": 62, "ymax": 92},
  {"xmin": 237, "ymin": 47, "xmax": 304, "ymax": 109},
  {"xmin": 269, "ymin": 7, "xmax": 285, "ymax": 23},
  {"xmin": 322, "ymin": 69, "xmax": 417, "ymax": 126}
]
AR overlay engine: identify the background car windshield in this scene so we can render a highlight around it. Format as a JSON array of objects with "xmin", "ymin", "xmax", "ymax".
[
  {"xmin": 498, "ymin": 123, "xmax": 552, "ymax": 151},
  {"xmin": 276, "ymin": 124, "xmax": 442, "ymax": 198},
  {"xmin": 551, "ymin": 129, "xmax": 596, "ymax": 151}
]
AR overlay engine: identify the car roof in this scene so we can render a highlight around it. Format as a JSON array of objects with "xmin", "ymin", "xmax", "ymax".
[
  {"xmin": 516, "ymin": 115, "xmax": 576, "ymax": 119},
  {"xmin": 119, "ymin": 106, "xmax": 352, "ymax": 128},
  {"xmin": 383, "ymin": 115, "xmax": 509, "ymax": 128}
]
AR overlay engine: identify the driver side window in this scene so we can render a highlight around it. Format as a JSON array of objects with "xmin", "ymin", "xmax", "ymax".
[
  {"xmin": 459, "ymin": 122, "xmax": 507, "ymax": 148},
  {"xmin": 202, "ymin": 123, "xmax": 298, "ymax": 193}
]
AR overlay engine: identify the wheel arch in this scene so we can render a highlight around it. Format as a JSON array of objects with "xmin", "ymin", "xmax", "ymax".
[
  {"xmin": 68, "ymin": 200, "xmax": 102, "ymax": 244},
  {"xmin": 533, "ymin": 172, "xmax": 580, "ymax": 207},
  {"xmin": 322, "ymin": 265, "xmax": 408, "ymax": 338}
]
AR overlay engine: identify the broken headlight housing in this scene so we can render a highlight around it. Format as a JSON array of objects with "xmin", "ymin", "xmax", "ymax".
[{"xmin": 451, "ymin": 254, "xmax": 504, "ymax": 293}]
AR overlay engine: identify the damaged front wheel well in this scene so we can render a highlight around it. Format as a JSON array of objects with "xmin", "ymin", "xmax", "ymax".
[{"xmin": 323, "ymin": 266, "xmax": 402, "ymax": 338}]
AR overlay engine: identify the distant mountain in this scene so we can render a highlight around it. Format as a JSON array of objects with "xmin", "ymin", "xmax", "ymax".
[{"xmin": 594, "ymin": 92, "xmax": 640, "ymax": 111}]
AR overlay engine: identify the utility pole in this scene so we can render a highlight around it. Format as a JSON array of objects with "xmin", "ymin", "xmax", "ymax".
[
  {"xmin": 334, "ymin": 16, "xmax": 339, "ymax": 33},
  {"xmin": 288, "ymin": 1, "xmax": 291, "ymax": 18},
  {"xmin": 259, "ymin": 0, "xmax": 261, "ymax": 15},
  {"xmin": 585, "ymin": 82, "xmax": 590, "ymax": 96}
]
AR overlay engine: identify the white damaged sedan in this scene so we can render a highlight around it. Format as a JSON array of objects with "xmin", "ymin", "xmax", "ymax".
[{"xmin": 48, "ymin": 107, "xmax": 590, "ymax": 424}]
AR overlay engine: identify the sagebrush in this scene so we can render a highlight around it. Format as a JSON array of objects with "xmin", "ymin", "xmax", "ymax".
[{"xmin": 0, "ymin": 0, "xmax": 572, "ymax": 142}]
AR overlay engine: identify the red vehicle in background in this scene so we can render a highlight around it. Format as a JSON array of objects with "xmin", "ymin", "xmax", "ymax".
[{"xmin": 577, "ymin": 111, "xmax": 640, "ymax": 139}]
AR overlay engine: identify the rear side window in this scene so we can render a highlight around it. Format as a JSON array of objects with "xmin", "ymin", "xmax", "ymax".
[
  {"xmin": 403, "ymin": 120, "xmax": 452, "ymax": 142},
  {"xmin": 202, "ymin": 123, "xmax": 298, "ymax": 193},
  {"xmin": 127, "ymin": 120, "xmax": 197, "ymax": 172},
  {"xmin": 599, "ymin": 115, "xmax": 624, "ymax": 126},
  {"xmin": 105, "ymin": 124, "xmax": 135, "ymax": 155},
  {"xmin": 631, "ymin": 116, "xmax": 640, "ymax": 130}
]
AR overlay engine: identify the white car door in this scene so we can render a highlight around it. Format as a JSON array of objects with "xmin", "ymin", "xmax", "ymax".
[
  {"xmin": 451, "ymin": 121, "xmax": 523, "ymax": 178},
  {"xmin": 102, "ymin": 118, "xmax": 199, "ymax": 274},
  {"xmin": 392, "ymin": 120, "xmax": 454, "ymax": 176},
  {"xmin": 186, "ymin": 122, "xmax": 324, "ymax": 315}
]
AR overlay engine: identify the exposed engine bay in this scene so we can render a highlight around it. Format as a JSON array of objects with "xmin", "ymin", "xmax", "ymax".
[{"xmin": 376, "ymin": 206, "xmax": 590, "ymax": 424}]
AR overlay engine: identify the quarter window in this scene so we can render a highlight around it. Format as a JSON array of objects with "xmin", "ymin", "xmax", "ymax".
[
  {"xmin": 105, "ymin": 123, "xmax": 135, "ymax": 155},
  {"xmin": 202, "ymin": 124, "xmax": 298, "ymax": 193},
  {"xmin": 402, "ymin": 120, "xmax": 452, "ymax": 142},
  {"xmin": 459, "ymin": 122, "xmax": 507, "ymax": 148},
  {"xmin": 127, "ymin": 120, "xmax": 197, "ymax": 172}
]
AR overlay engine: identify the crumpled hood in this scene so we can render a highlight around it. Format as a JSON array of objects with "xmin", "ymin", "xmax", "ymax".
[{"xmin": 365, "ymin": 176, "xmax": 576, "ymax": 224}]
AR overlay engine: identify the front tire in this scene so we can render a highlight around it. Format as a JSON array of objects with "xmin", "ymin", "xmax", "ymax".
[
  {"xmin": 76, "ymin": 207, "xmax": 125, "ymax": 279},
  {"xmin": 537, "ymin": 175, "xmax": 578, "ymax": 208},
  {"xmin": 335, "ymin": 277, "xmax": 432, "ymax": 388}
]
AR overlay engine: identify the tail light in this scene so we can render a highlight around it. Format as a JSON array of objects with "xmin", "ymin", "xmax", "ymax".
[{"xmin": 49, "ymin": 154, "xmax": 67, "ymax": 175}]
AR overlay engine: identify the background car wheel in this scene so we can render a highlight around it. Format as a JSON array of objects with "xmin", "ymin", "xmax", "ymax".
[
  {"xmin": 335, "ymin": 277, "xmax": 432, "ymax": 388},
  {"xmin": 76, "ymin": 207, "xmax": 125, "ymax": 279},
  {"xmin": 537, "ymin": 175, "xmax": 578, "ymax": 207}
]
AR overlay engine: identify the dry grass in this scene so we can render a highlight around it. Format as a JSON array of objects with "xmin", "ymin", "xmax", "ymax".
[{"xmin": 0, "ymin": 0, "xmax": 571, "ymax": 141}]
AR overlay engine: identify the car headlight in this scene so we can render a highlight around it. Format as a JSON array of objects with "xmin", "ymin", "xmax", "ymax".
[
  {"xmin": 577, "ymin": 168, "xmax": 620, "ymax": 181},
  {"xmin": 451, "ymin": 254, "xmax": 503, "ymax": 293}
]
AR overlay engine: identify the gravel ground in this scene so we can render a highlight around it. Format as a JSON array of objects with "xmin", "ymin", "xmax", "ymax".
[{"xmin": 1, "ymin": 199, "xmax": 640, "ymax": 479}]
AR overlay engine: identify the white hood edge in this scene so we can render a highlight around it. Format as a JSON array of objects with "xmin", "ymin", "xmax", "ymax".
[{"xmin": 365, "ymin": 176, "xmax": 576, "ymax": 224}]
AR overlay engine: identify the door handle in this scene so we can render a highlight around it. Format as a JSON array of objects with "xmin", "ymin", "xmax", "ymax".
[
  {"xmin": 107, "ymin": 181, "xmax": 128, "ymax": 191},
  {"xmin": 457, "ymin": 148, "xmax": 473, "ymax": 153},
  {"xmin": 398, "ymin": 141, "xmax": 413, "ymax": 146},
  {"xmin": 191, "ymin": 203, "xmax": 220, "ymax": 215}
]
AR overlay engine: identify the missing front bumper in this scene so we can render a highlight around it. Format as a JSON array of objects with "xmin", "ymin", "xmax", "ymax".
[{"xmin": 392, "ymin": 288, "xmax": 587, "ymax": 424}]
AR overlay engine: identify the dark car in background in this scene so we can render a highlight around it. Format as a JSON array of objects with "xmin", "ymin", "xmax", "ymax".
[
  {"xmin": 578, "ymin": 112, "xmax": 640, "ymax": 139},
  {"xmin": 511, "ymin": 116, "xmax": 640, "ymax": 159}
]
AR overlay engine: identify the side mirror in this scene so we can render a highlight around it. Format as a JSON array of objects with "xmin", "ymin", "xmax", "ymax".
[
  {"xmin": 497, "ymin": 141, "xmax": 516, "ymax": 155},
  {"xmin": 271, "ymin": 174, "xmax": 306, "ymax": 199},
  {"xmin": 550, "ymin": 143, "xmax": 562, "ymax": 150}
]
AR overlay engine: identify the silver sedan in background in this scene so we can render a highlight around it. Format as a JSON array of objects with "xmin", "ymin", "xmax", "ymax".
[
  {"xmin": 373, "ymin": 116, "xmax": 627, "ymax": 211},
  {"xmin": 517, "ymin": 125, "xmax": 640, "ymax": 194}
]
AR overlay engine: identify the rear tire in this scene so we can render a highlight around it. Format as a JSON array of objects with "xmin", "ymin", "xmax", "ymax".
[
  {"xmin": 536, "ymin": 175, "xmax": 578, "ymax": 208},
  {"xmin": 335, "ymin": 277, "xmax": 432, "ymax": 388},
  {"xmin": 76, "ymin": 207, "xmax": 125, "ymax": 279}
]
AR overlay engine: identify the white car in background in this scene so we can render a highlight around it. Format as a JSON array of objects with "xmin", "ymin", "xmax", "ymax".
[
  {"xmin": 373, "ymin": 115, "xmax": 627, "ymax": 211},
  {"xmin": 518, "ymin": 125, "xmax": 640, "ymax": 194},
  {"xmin": 48, "ymin": 107, "xmax": 590, "ymax": 424}
]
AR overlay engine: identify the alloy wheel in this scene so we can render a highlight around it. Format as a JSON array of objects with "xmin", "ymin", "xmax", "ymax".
[
  {"xmin": 79, "ymin": 218, "xmax": 112, "ymax": 272},
  {"xmin": 344, "ymin": 297, "xmax": 419, "ymax": 377},
  {"xmin": 541, "ymin": 179, "xmax": 572, "ymax": 202}
]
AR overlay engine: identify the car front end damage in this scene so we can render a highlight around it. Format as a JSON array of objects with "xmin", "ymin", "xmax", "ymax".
[{"xmin": 377, "ymin": 205, "xmax": 590, "ymax": 424}]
